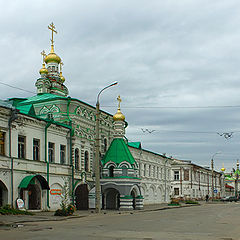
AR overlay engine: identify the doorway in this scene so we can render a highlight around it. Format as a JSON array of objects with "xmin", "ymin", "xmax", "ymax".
[{"xmin": 75, "ymin": 184, "xmax": 89, "ymax": 210}]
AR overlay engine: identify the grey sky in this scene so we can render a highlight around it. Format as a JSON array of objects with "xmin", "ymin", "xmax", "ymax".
[{"xmin": 0, "ymin": 0, "xmax": 240, "ymax": 172}]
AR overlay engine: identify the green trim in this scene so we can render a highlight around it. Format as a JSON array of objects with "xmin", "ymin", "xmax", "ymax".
[
  {"xmin": 136, "ymin": 195, "xmax": 144, "ymax": 199},
  {"xmin": 120, "ymin": 195, "xmax": 133, "ymax": 199}
]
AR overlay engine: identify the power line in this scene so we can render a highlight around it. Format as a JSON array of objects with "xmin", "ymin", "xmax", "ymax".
[
  {"xmin": 0, "ymin": 81, "xmax": 35, "ymax": 94},
  {"xmin": 1, "ymin": 81, "xmax": 240, "ymax": 110},
  {"xmin": 140, "ymin": 128, "xmax": 240, "ymax": 135},
  {"xmin": 103, "ymin": 105, "xmax": 240, "ymax": 109}
]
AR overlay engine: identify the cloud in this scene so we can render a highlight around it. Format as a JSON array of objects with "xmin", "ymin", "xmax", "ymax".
[{"xmin": 0, "ymin": 0, "xmax": 240, "ymax": 172}]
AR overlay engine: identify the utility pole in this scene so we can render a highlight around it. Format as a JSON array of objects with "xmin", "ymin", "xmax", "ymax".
[
  {"xmin": 211, "ymin": 158, "xmax": 214, "ymax": 201},
  {"xmin": 95, "ymin": 81, "xmax": 118, "ymax": 213},
  {"xmin": 235, "ymin": 160, "xmax": 239, "ymax": 198}
]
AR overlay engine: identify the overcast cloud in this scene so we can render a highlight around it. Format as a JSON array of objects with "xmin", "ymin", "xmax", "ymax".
[{"xmin": 0, "ymin": 0, "xmax": 240, "ymax": 172}]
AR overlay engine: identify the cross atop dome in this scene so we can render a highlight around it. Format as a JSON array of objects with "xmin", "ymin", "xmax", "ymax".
[
  {"xmin": 35, "ymin": 23, "xmax": 68, "ymax": 97},
  {"xmin": 48, "ymin": 22, "xmax": 57, "ymax": 46}
]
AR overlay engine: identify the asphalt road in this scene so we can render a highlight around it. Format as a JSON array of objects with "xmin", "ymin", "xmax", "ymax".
[{"xmin": 1, "ymin": 203, "xmax": 240, "ymax": 240}]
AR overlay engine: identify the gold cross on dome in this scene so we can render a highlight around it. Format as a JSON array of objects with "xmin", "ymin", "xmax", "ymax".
[
  {"xmin": 40, "ymin": 50, "xmax": 46, "ymax": 63},
  {"xmin": 48, "ymin": 22, "xmax": 57, "ymax": 45},
  {"xmin": 117, "ymin": 95, "xmax": 122, "ymax": 109},
  {"xmin": 60, "ymin": 62, "xmax": 64, "ymax": 72}
]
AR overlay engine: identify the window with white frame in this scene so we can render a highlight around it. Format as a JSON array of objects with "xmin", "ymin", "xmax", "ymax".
[
  {"xmin": 174, "ymin": 170, "xmax": 180, "ymax": 181},
  {"xmin": 0, "ymin": 131, "xmax": 5, "ymax": 155},
  {"xmin": 122, "ymin": 164, "xmax": 128, "ymax": 176},
  {"xmin": 18, "ymin": 135, "xmax": 26, "ymax": 159},
  {"xmin": 48, "ymin": 142, "xmax": 55, "ymax": 163},
  {"xmin": 33, "ymin": 138, "xmax": 40, "ymax": 161},
  {"xmin": 84, "ymin": 151, "xmax": 89, "ymax": 172},
  {"xmin": 75, "ymin": 148, "xmax": 80, "ymax": 170},
  {"xmin": 60, "ymin": 145, "xmax": 66, "ymax": 164},
  {"xmin": 143, "ymin": 164, "xmax": 146, "ymax": 176},
  {"xmin": 174, "ymin": 188, "xmax": 179, "ymax": 196},
  {"xmin": 103, "ymin": 138, "xmax": 107, "ymax": 152}
]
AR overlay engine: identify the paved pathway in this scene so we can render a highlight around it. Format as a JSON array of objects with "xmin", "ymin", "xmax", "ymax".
[{"xmin": 0, "ymin": 202, "xmax": 201, "ymax": 225}]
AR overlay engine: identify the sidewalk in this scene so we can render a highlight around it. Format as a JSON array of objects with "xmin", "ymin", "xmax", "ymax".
[{"xmin": 0, "ymin": 202, "xmax": 201, "ymax": 226}]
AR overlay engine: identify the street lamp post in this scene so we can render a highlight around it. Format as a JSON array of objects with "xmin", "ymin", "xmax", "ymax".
[
  {"xmin": 95, "ymin": 81, "xmax": 118, "ymax": 213},
  {"xmin": 211, "ymin": 152, "xmax": 221, "ymax": 201},
  {"xmin": 235, "ymin": 160, "xmax": 239, "ymax": 199}
]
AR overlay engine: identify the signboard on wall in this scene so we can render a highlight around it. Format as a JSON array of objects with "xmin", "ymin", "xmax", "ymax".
[{"xmin": 17, "ymin": 199, "xmax": 25, "ymax": 210}]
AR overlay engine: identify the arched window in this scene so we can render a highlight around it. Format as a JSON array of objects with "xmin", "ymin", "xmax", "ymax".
[
  {"xmin": 122, "ymin": 164, "xmax": 128, "ymax": 176},
  {"xmin": 109, "ymin": 165, "xmax": 114, "ymax": 177},
  {"xmin": 84, "ymin": 151, "xmax": 89, "ymax": 172},
  {"xmin": 104, "ymin": 138, "xmax": 107, "ymax": 152},
  {"xmin": 75, "ymin": 148, "xmax": 79, "ymax": 170}
]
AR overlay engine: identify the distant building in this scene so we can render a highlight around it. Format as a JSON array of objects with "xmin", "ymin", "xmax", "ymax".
[{"xmin": 171, "ymin": 159, "xmax": 224, "ymax": 200}]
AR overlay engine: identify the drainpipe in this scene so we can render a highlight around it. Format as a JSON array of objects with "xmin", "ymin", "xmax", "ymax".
[
  {"xmin": 66, "ymin": 97, "xmax": 74, "ymax": 205},
  {"xmin": 8, "ymin": 109, "xmax": 18, "ymax": 208},
  {"xmin": 45, "ymin": 121, "xmax": 52, "ymax": 209},
  {"xmin": 164, "ymin": 159, "xmax": 167, "ymax": 202},
  {"xmin": 69, "ymin": 121, "xmax": 74, "ymax": 205}
]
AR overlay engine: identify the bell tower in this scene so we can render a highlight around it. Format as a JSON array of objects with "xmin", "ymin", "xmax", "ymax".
[{"xmin": 35, "ymin": 23, "xmax": 68, "ymax": 96}]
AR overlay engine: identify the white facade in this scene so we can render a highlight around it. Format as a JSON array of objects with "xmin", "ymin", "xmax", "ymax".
[
  {"xmin": 0, "ymin": 104, "xmax": 74, "ymax": 210},
  {"xmin": 129, "ymin": 146, "xmax": 172, "ymax": 204},
  {"xmin": 171, "ymin": 159, "xmax": 225, "ymax": 200}
]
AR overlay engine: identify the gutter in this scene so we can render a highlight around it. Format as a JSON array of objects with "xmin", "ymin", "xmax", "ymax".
[
  {"xmin": 67, "ymin": 97, "xmax": 74, "ymax": 205},
  {"xmin": 164, "ymin": 159, "xmax": 167, "ymax": 202},
  {"xmin": 8, "ymin": 109, "xmax": 18, "ymax": 208},
  {"xmin": 45, "ymin": 121, "xmax": 52, "ymax": 209}
]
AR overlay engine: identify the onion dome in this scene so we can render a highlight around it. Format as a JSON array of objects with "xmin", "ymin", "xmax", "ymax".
[
  {"xmin": 221, "ymin": 163, "xmax": 226, "ymax": 172},
  {"xmin": 59, "ymin": 72, "xmax": 65, "ymax": 83},
  {"xmin": 113, "ymin": 109, "xmax": 125, "ymax": 121},
  {"xmin": 39, "ymin": 63, "xmax": 48, "ymax": 75},
  {"xmin": 113, "ymin": 95, "xmax": 125, "ymax": 121},
  {"xmin": 44, "ymin": 45, "xmax": 61, "ymax": 64}
]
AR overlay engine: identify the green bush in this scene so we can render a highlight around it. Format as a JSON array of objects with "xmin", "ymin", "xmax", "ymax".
[
  {"xmin": 185, "ymin": 200, "xmax": 199, "ymax": 204},
  {"xmin": 54, "ymin": 204, "xmax": 76, "ymax": 216},
  {"xmin": 168, "ymin": 203, "xmax": 180, "ymax": 206},
  {"xmin": 0, "ymin": 205, "xmax": 33, "ymax": 215}
]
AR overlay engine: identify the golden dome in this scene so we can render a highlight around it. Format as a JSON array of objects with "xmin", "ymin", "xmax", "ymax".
[
  {"xmin": 113, "ymin": 96, "xmax": 125, "ymax": 121},
  {"xmin": 59, "ymin": 72, "xmax": 65, "ymax": 83},
  {"xmin": 113, "ymin": 109, "xmax": 125, "ymax": 121},
  {"xmin": 44, "ymin": 45, "xmax": 61, "ymax": 64},
  {"xmin": 221, "ymin": 167, "xmax": 226, "ymax": 172},
  {"xmin": 39, "ymin": 63, "xmax": 48, "ymax": 75}
]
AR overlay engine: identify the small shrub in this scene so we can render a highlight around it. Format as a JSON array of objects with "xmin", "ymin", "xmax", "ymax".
[
  {"xmin": 54, "ymin": 208, "xmax": 68, "ymax": 216},
  {"xmin": 0, "ymin": 205, "xmax": 33, "ymax": 215},
  {"xmin": 185, "ymin": 200, "xmax": 199, "ymax": 204},
  {"xmin": 54, "ymin": 204, "xmax": 75, "ymax": 216},
  {"xmin": 67, "ymin": 204, "xmax": 75, "ymax": 215}
]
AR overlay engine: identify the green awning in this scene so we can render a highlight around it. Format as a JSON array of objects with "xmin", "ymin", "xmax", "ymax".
[{"xmin": 18, "ymin": 175, "xmax": 50, "ymax": 190}]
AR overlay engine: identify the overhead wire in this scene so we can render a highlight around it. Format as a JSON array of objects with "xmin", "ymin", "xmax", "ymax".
[{"xmin": 0, "ymin": 81, "xmax": 35, "ymax": 94}]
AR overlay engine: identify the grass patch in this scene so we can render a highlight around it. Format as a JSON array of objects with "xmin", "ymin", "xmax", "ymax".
[
  {"xmin": 0, "ymin": 205, "xmax": 34, "ymax": 215},
  {"xmin": 168, "ymin": 203, "xmax": 180, "ymax": 206},
  {"xmin": 185, "ymin": 200, "xmax": 199, "ymax": 204}
]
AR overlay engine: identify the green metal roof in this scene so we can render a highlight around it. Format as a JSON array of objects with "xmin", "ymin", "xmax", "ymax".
[
  {"xmin": 16, "ymin": 104, "xmax": 36, "ymax": 116},
  {"xmin": 18, "ymin": 175, "xmax": 50, "ymax": 189},
  {"xmin": 101, "ymin": 138, "xmax": 136, "ymax": 167},
  {"xmin": 128, "ymin": 142, "xmax": 141, "ymax": 149},
  {"xmin": 16, "ymin": 93, "xmax": 67, "ymax": 105}
]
